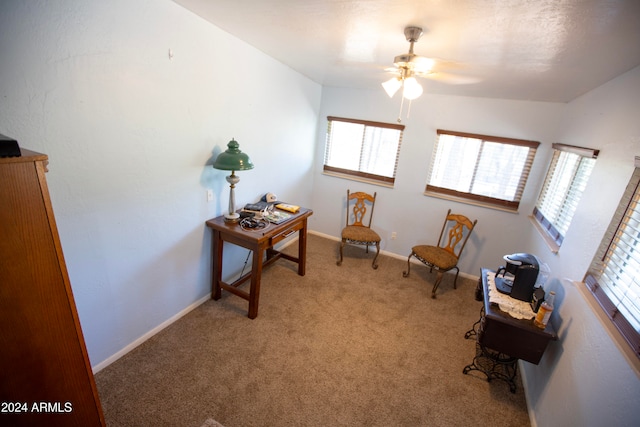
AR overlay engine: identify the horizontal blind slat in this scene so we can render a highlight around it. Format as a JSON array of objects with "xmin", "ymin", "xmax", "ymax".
[
  {"xmin": 428, "ymin": 131, "xmax": 536, "ymax": 208},
  {"xmin": 325, "ymin": 117, "xmax": 403, "ymax": 186},
  {"xmin": 585, "ymin": 163, "xmax": 640, "ymax": 352}
]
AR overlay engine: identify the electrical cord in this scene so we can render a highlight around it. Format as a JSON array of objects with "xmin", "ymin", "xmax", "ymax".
[
  {"xmin": 239, "ymin": 216, "xmax": 270, "ymax": 232},
  {"xmin": 238, "ymin": 250, "xmax": 251, "ymax": 280}
]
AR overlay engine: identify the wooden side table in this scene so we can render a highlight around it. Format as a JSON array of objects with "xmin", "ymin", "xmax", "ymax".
[
  {"xmin": 463, "ymin": 268, "xmax": 557, "ymax": 392},
  {"xmin": 205, "ymin": 208, "xmax": 313, "ymax": 319}
]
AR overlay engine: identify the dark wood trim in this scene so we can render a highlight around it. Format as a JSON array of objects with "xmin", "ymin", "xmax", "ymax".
[
  {"xmin": 425, "ymin": 185, "xmax": 519, "ymax": 209},
  {"xmin": 324, "ymin": 165, "xmax": 395, "ymax": 184},
  {"xmin": 584, "ymin": 273, "xmax": 640, "ymax": 358},
  {"xmin": 532, "ymin": 206, "xmax": 564, "ymax": 245},
  {"xmin": 328, "ymin": 116, "xmax": 405, "ymax": 131},
  {"xmin": 552, "ymin": 143, "xmax": 600, "ymax": 158},
  {"xmin": 437, "ymin": 129, "xmax": 540, "ymax": 148}
]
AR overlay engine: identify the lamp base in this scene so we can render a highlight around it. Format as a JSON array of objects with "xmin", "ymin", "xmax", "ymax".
[{"xmin": 224, "ymin": 212, "xmax": 240, "ymax": 223}]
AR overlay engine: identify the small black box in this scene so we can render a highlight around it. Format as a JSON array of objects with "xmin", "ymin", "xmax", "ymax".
[
  {"xmin": 531, "ymin": 287, "xmax": 545, "ymax": 313},
  {"xmin": 0, "ymin": 133, "xmax": 21, "ymax": 157}
]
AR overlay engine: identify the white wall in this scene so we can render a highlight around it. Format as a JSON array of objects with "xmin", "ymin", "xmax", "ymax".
[
  {"xmin": 311, "ymin": 86, "xmax": 566, "ymax": 276},
  {"xmin": 521, "ymin": 66, "xmax": 640, "ymax": 427},
  {"xmin": 313, "ymin": 69, "xmax": 640, "ymax": 426},
  {"xmin": 2, "ymin": 0, "xmax": 639, "ymax": 425},
  {"xmin": 0, "ymin": 0, "xmax": 321, "ymax": 368}
]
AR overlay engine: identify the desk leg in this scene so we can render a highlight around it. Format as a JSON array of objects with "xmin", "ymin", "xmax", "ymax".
[
  {"xmin": 463, "ymin": 343, "xmax": 518, "ymax": 393},
  {"xmin": 464, "ymin": 306, "xmax": 485, "ymax": 340},
  {"xmin": 211, "ymin": 230, "xmax": 223, "ymax": 300},
  {"xmin": 247, "ymin": 247, "xmax": 264, "ymax": 319},
  {"xmin": 298, "ymin": 219, "xmax": 308, "ymax": 276}
]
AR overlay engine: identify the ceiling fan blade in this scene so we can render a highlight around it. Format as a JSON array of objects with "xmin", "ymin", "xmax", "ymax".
[
  {"xmin": 424, "ymin": 71, "xmax": 481, "ymax": 85},
  {"xmin": 411, "ymin": 56, "xmax": 436, "ymax": 73},
  {"xmin": 382, "ymin": 27, "xmax": 479, "ymax": 88}
]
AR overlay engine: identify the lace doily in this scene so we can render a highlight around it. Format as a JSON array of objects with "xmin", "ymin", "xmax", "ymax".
[{"xmin": 486, "ymin": 271, "xmax": 535, "ymax": 320}]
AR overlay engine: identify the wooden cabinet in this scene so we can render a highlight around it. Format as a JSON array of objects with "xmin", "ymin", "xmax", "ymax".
[{"xmin": 0, "ymin": 150, "xmax": 105, "ymax": 426}]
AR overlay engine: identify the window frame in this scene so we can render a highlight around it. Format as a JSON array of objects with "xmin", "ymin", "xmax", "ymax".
[
  {"xmin": 584, "ymin": 156, "xmax": 640, "ymax": 360},
  {"xmin": 425, "ymin": 129, "xmax": 540, "ymax": 211},
  {"xmin": 323, "ymin": 116, "xmax": 405, "ymax": 186},
  {"xmin": 533, "ymin": 143, "xmax": 599, "ymax": 250}
]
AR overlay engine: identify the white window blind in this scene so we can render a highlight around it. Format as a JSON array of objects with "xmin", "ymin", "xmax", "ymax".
[
  {"xmin": 323, "ymin": 116, "xmax": 404, "ymax": 185},
  {"xmin": 426, "ymin": 130, "xmax": 539, "ymax": 211},
  {"xmin": 585, "ymin": 157, "xmax": 640, "ymax": 358},
  {"xmin": 533, "ymin": 144, "xmax": 598, "ymax": 246}
]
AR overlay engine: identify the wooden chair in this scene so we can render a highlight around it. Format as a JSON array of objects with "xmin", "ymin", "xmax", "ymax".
[
  {"xmin": 403, "ymin": 209, "xmax": 477, "ymax": 298},
  {"xmin": 337, "ymin": 190, "xmax": 381, "ymax": 269}
]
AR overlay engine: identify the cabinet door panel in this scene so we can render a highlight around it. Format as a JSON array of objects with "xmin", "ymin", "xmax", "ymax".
[{"xmin": 0, "ymin": 155, "xmax": 104, "ymax": 426}]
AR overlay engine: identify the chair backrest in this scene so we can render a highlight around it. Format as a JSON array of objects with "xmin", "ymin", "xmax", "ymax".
[
  {"xmin": 345, "ymin": 190, "xmax": 377, "ymax": 228},
  {"xmin": 437, "ymin": 209, "xmax": 477, "ymax": 259}
]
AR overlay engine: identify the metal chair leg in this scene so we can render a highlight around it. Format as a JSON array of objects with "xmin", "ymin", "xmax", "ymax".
[
  {"xmin": 432, "ymin": 270, "xmax": 444, "ymax": 299},
  {"xmin": 371, "ymin": 242, "xmax": 380, "ymax": 269},
  {"xmin": 337, "ymin": 240, "xmax": 345, "ymax": 266},
  {"xmin": 402, "ymin": 253, "xmax": 413, "ymax": 277},
  {"xmin": 453, "ymin": 267, "xmax": 460, "ymax": 289}
]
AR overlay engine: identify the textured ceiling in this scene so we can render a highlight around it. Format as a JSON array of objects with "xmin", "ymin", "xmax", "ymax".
[{"xmin": 173, "ymin": 0, "xmax": 640, "ymax": 102}]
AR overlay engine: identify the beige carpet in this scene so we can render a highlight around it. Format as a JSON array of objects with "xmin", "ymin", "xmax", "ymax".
[
  {"xmin": 200, "ymin": 419, "xmax": 224, "ymax": 427},
  {"xmin": 95, "ymin": 234, "xmax": 531, "ymax": 426}
]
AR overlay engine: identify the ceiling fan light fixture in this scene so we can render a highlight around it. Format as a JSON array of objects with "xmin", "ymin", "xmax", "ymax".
[
  {"xmin": 383, "ymin": 26, "xmax": 433, "ymax": 122},
  {"xmin": 382, "ymin": 77, "xmax": 402, "ymax": 97},
  {"xmin": 402, "ymin": 77, "xmax": 423, "ymax": 100}
]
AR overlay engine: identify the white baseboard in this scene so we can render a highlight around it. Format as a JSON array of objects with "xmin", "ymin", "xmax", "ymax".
[
  {"xmin": 308, "ymin": 229, "xmax": 339, "ymax": 241},
  {"xmin": 519, "ymin": 360, "xmax": 538, "ymax": 427},
  {"xmin": 91, "ymin": 293, "xmax": 211, "ymax": 374},
  {"xmin": 308, "ymin": 229, "xmax": 479, "ymax": 281}
]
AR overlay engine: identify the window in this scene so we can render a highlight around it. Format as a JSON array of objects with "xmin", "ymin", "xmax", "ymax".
[
  {"xmin": 323, "ymin": 116, "xmax": 404, "ymax": 186},
  {"xmin": 426, "ymin": 130, "xmax": 539, "ymax": 211},
  {"xmin": 585, "ymin": 157, "xmax": 640, "ymax": 358},
  {"xmin": 533, "ymin": 144, "xmax": 599, "ymax": 249}
]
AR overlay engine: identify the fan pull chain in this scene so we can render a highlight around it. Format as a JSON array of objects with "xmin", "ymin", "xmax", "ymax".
[
  {"xmin": 397, "ymin": 94, "xmax": 405, "ymax": 123},
  {"xmin": 396, "ymin": 91, "xmax": 415, "ymax": 123}
]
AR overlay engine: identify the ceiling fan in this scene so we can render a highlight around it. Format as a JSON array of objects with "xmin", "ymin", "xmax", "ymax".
[
  {"xmin": 383, "ymin": 26, "xmax": 476, "ymax": 122},
  {"xmin": 382, "ymin": 26, "xmax": 433, "ymax": 100},
  {"xmin": 383, "ymin": 27, "xmax": 478, "ymax": 93}
]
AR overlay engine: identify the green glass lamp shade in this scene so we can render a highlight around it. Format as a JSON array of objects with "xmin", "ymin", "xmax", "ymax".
[{"xmin": 213, "ymin": 139, "xmax": 254, "ymax": 171}]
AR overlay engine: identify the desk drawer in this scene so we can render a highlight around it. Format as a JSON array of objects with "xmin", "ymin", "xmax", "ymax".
[{"xmin": 270, "ymin": 221, "xmax": 303, "ymax": 246}]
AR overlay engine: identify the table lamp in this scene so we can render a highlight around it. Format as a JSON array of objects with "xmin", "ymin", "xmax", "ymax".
[{"xmin": 213, "ymin": 138, "xmax": 254, "ymax": 222}]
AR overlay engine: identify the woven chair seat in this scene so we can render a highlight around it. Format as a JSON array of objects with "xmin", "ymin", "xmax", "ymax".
[
  {"xmin": 403, "ymin": 209, "xmax": 477, "ymax": 298},
  {"xmin": 411, "ymin": 245, "xmax": 458, "ymax": 270},
  {"xmin": 342, "ymin": 225, "xmax": 381, "ymax": 243},
  {"xmin": 337, "ymin": 190, "xmax": 381, "ymax": 269}
]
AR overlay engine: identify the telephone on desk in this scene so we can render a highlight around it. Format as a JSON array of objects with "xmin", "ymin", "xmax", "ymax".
[{"xmin": 242, "ymin": 193, "xmax": 279, "ymax": 216}]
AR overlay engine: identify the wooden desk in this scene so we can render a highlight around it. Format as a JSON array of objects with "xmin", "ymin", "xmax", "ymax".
[
  {"xmin": 463, "ymin": 268, "xmax": 557, "ymax": 392},
  {"xmin": 205, "ymin": 208, "xmax": 313, "ymax": 319}
]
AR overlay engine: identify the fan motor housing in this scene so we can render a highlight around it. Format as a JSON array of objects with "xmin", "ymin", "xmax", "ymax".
[
  {"xmin": 394, "ymin": 53, "xmax": 418, "ymax": 67},
  {"xmin": 404, "ymin": 26, "xmax": 423, "ymax": 42}
]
